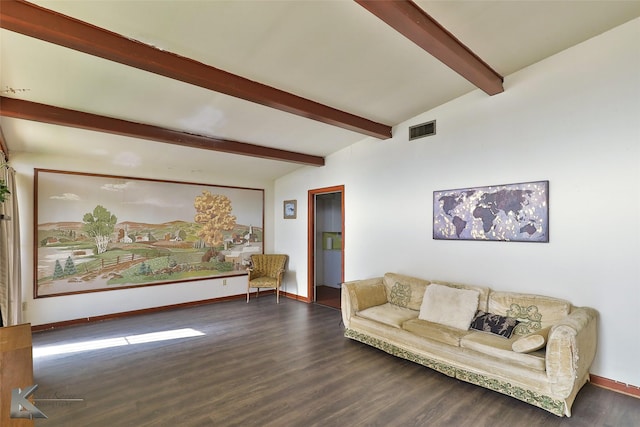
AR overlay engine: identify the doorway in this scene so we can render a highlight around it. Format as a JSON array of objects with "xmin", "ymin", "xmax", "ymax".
[{"xmin": 307, "ymin": 185, "xmax": 344, "ymax": 309}]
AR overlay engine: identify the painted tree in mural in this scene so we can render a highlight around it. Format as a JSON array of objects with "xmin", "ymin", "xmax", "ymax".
[
  {"xmin": 194, "ymin": 191, "xmax": 237, "ymax": 250},
  {"xmin": 82, "ymin": 205, "xmax": 117, "ymax": 254},
  {"xmin": 52, "ymin": 259, "xmax": 64, "ymax": 280},
  {"xmin": 63, "ymin": 256, "xmax": 77, "ymax": 276}
]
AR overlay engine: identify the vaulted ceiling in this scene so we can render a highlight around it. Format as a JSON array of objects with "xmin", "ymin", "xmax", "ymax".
[{"xmin": 2, "ymin": 0, "xmax": 639, "ymax": 181}]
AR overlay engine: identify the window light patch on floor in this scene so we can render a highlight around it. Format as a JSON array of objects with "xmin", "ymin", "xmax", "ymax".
[{"xmin": 33, "ymin": 328, "xmax": 205, "ymax": 358}]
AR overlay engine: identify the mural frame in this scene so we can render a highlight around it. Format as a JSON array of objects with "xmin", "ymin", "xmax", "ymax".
[
  {"xmin": 34, "ymin": 169, "xmax": 264, "ymax": 298},
  {"xmin": 433, "ymin": 180, "xmax": 549, "ymax": 242}
]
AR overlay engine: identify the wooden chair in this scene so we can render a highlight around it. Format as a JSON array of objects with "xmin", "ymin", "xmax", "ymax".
[{"xmin": 246, "ymin": 254, "xmax": 288, "ymax": 303}]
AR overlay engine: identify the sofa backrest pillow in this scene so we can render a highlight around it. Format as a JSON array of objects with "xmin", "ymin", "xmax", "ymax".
[
  {"xmin": 419, "ymin": 284, "xmax": 480, "ymax": 330},
  {"xmin": 488, "ymin": 292, "xmax": 571, "ymax": 336},
  {"xmin": 383, "ymin": 273, "xmax": 430, "ymax": 311}
]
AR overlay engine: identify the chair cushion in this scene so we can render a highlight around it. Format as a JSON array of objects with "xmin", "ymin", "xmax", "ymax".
[{"xmin": 248, "ymin": 276, "xmax": 278, "ymax": 288}]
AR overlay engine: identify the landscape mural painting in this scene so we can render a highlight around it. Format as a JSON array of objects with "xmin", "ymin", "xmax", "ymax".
[
  {"xmin": 433, "ymin": 180, "xmax": 549, "ymax": 242},
  {"xmin": 35, "ymin": 169, "xmax": 264, "ymax": 298}
]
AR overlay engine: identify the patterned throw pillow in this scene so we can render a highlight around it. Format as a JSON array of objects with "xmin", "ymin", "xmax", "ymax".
[
  {"xmin": 469, "ymin": 311, "xmax": 519, "ymax": 339},
  {"xmin": 389, "ymin": 282, "xmax": 411, "ymax": 308}
]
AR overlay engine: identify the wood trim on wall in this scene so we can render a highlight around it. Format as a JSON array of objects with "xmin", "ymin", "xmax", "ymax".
[
  {"xmin": 30, "ymin": 294, "xmax": 247, "ymax": 332},
  {"xmin": 280, "ymin": 290, "xmax": 310, "ymax": 303},
  {"xmin": 307, "ymin": 185, "xmax": 345, "ymax": 302},
  {"xmin": 590, "ymin": 374, "xmax": 640, "ymax": 399}
]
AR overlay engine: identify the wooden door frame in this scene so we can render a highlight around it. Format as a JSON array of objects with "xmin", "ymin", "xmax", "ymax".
[{"xmin": 307, "ymin": 185, "xmax": 344, "ymax": 302}]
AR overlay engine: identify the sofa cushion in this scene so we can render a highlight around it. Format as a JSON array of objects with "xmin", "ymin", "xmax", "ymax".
[
  {"xmin": 357, "ymin": 303, "xmax": 418, "ymax": 329},
  {"xmin": 488, "ymin": 292, "xmax": 572, "ymax": 336},
  {"xmin": 383, "ymin": 273, "xmax": 430, "ymax": 311},
  {"xmin": 512, "ymin": 326, "xmax": 552, "ymax": 353},
  {"xmin": 460, "ymin": 331, "xmax": 546, "ymax": 371},
  {"xmin": 418, "ymin": 284, "xmax": 480, "ymax": 330},
  {"xmin": 402, "ymin": 319, "xmax": 469, "ymax": 346},
  {"xmin": 469, "ymin": 311, "xmax": 519, "ymax": 339}
]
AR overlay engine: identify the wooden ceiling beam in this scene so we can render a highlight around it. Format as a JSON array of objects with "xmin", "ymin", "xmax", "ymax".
[
  {"xmin": 356, "ymin": 0, "xmax": 504, "ymax": 95},
  {"xmin": 0, "ymin": 97, "xmax": 325, "ymax": 167},
  {"xmin": 0, "ymin": 0, "xmax": 391, "ymax": 139}
]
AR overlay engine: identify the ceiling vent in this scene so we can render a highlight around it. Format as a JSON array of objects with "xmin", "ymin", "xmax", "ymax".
[{"xmin": 409, "ymin": 120, "xmax": 436, "ymax": 141}]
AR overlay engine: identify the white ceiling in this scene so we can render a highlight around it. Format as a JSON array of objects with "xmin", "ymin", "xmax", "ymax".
[{"xmin": 2, "ymin": 0, "xmax": 640, "ymax": 181}]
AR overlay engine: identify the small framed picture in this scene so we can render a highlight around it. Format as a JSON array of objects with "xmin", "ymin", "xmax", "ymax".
[{"xmin": 283, "ymin": 200, "xmax": 297, "ymax": 219}]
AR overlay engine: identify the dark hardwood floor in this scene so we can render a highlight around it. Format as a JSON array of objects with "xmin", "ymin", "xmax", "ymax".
[{"xmin": 31, "ymin": 297, "xmax": 638, "ymax": 427}]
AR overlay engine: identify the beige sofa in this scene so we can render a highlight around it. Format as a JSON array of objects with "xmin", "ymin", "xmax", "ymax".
[{"xmin": 341, "ymin": 273, "xmax": 598, "ymax": 417}]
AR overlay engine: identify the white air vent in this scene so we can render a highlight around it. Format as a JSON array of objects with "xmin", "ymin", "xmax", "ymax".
[{"xmin": 409, "ymin": 120, "xmax": 436, "ymax": 140}]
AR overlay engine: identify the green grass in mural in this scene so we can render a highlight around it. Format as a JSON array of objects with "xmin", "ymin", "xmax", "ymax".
[{"xmin": 106, "ymin": 255, "xmax": 234, "ymax": 286}]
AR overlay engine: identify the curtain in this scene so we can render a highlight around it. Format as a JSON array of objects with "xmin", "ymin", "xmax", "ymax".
[{"xmin": 0, "ymin": 164, "xmax": 21, "ymax": 326}]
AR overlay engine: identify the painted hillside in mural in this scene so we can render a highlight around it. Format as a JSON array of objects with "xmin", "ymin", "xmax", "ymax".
[{"xmin": 35, "ymin": 170, "xmax": 263, "ymax": 297}]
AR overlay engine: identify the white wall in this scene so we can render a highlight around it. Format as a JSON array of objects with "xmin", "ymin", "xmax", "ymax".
[
  {"xmin": 274, "ymin": 19, "xmax": 640, "ymax": 387},
  {"xmin": 13, "ymin": 152, "xmax": 274, "ymax": 326}
]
